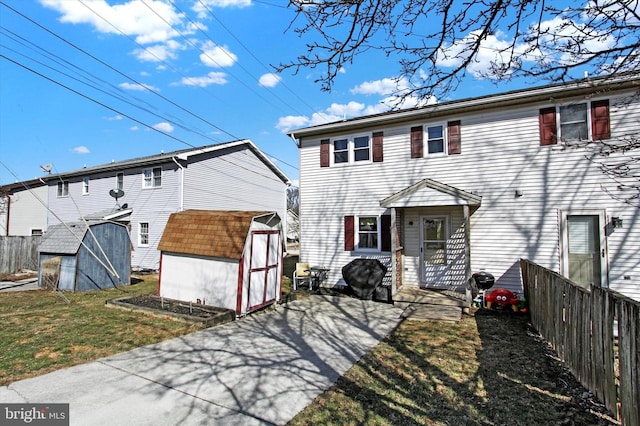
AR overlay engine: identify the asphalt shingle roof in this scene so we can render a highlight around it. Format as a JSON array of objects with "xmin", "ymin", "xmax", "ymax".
[{"xmin": 158, "ymin": 210, "xmax": 271, "ymax": 259}]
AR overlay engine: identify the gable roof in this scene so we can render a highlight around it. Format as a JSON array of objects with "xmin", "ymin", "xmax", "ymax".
[
  {"xmin": 288, "ymin": 73, "xmax": 640, "ymax": 140},
  {"xmin": 39, "ymin": 220, "xmax": 127, "ymax": 254},
  {"xmin": 158, "ymin": 210, "xmax": 275, "ymax": 259},
  {"xmin": 38, "ymin": 139, "xmax": 289, "ymax": 184},
  {"xmin": 380, "ymin": 178, "xmax": 482, "ymax": 208}
]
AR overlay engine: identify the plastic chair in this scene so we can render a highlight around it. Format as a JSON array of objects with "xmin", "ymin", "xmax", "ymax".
[{"xmin": 293, "ymin": 262, "xmax": 311, "ymax": 290}]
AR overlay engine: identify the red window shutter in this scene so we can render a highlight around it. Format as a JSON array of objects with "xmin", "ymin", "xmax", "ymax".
[
  {"xmin": 411, "ymin": 126, "xmax": 423, "ymax": 158},
  {"xmin": 320, "ymin": 139, "xmax": 330, "ymax": 167},
  {"xmin": 372, "ymin": 131, "xmax": 384, "ymax": 162},
  {"xmin": 539, "ymin": 107, "xmax": 557, "ymax": 146},
  {"xmin": 447, "ymin": 120, "xmax": 461, "ymax": 155},
  {"xmin": 344, "ymin": 216, "xmax": 354, "ymax": 251},
  {"xmin": 591, "ymin": 99, "xmax": 610, "ymax": 140},
  {"xmin": 381, "ymin": 214, "xmax": 391, "ymax": 252}
]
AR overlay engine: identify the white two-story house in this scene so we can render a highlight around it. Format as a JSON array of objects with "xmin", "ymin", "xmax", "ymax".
[
  {"xmin": 289, "ymin": 74, "xmax": 640, "ymax": 302},
  {"xmin": 43, "ymin": 139, "xmax": 290, "ymax": 271}
]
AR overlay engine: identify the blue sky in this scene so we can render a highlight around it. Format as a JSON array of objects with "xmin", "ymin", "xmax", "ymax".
[{"xmin": 0, "ymin": 0, "xmax": 589, "ymax": 186}]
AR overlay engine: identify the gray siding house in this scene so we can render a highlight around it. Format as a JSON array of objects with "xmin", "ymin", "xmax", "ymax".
[
  {"xmin": 0, "ymin": 179, "xmax": 48, "ymax": 237},
  {"xmin": 43, "ymin": 139, "xmax": 290, "ymax": 271}
]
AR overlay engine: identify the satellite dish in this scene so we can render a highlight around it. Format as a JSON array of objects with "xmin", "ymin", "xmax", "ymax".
[
  {"xmin": 109, "ymin": 188, "xmax": 124, "ymax": 200},
  {"xmin": 40, "ymin": 164, "xmax": 53, "ymax": 174}
]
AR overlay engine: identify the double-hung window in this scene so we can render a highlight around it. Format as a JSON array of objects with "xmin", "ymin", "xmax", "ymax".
[
  {"xmin": 426, "ymin": 125, "xmax": 445, "ymax": 154},
  {"xmin": 358, "ymin": 216, "xmax": 379, "ymax": 250},
  {"xmin": 139, "ymin": 222, "xmax": 149, "ymax": 246},
  {"xmin": 332, "ymin": 135, "xmax": 371, "ymax": 165},
  {"xmin": 82, "ymin": 177, "xmax": 90, "ymax": 195},
  {"xmin": 539, "ymin": 99, "xmax": 610, "ymax": 146},
  {"xmin": 559, "ymin": 104, "xmax": 588, "ymax": 141},
  {"xmin": 142, "ymin": 167, "xmax": 162, "ymax": 188},
  {"xmin": 57, "ymin": 181, "xmax": 69, "ymax": 197}
]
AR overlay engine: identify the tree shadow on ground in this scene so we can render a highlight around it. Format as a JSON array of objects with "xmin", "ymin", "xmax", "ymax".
[{"xmin": 290, "ymin": 309, "xmax": 617, "ymax": 425}]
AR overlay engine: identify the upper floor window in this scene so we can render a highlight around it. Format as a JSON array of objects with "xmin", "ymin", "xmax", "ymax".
[
  {"xmin": 411, "ymin": 121, "xmax": 461, "ymax": 158},
  {"xmin": 321, "ymin": 132, "xmax": 383, "ymax": 167},
  {"xmin": 559, "ymin": 104, "xmax": 588, "ymax": 141},
  {"xmin": 116, "ymin": 172, "xmax": 124, "ymax": 191},
  {"xmin": 82, "ymin": 177, "xmax": 90, "ymax": 195},
  {"xmin": 142, "ymin": 167, "xmax": 162, "ymax": 188},
  {"xmin": 539, "ymin": 99, "xmax": 610, "ymax": 146},
  {"xmin": 57, "ymin": 181, "xmax": 69, "ymax": 197},
  {"xmin": 426, "ymin": 125, "xmax": 445, "ymax": 154}
]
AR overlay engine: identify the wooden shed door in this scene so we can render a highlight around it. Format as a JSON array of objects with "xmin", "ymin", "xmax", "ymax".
[{"xmin": 247, "ymin": 230, "xmax": 281, "ymax": 312}]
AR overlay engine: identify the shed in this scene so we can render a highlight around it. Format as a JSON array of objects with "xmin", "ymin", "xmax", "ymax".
[
  {"xmin": 38, "ymin": 221, "xmax": 131, "ymax": 291},
  {"xmin": 157, "ymin": 210, "xmax": 284, "ymax": 316}
]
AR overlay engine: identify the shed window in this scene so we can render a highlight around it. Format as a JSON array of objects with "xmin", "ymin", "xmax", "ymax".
[
  {"xmin": 139, "ymin": 222, "xmax": 149, "ymax": 246},
  {"xmin": 143, "ymin": 167, "xmax": 161, "ymax": 188}
]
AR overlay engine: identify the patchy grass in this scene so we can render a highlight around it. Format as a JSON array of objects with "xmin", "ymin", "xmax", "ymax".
[
  {"xmin": 0, "ymin": 276, "xmax": 204, "ymax": 386},
  {"xmin": 289, "ymin": 310, "xmax": 616, "ymax": 426}
]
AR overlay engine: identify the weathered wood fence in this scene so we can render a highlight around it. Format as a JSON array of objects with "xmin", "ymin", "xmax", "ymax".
[
  {"xmin": 521, "ymin": 259, "xmax": 639, "ymax": 425},
  {"xmin": 0, "ymin": 236, "xmax": 41, "ymax": 274}
]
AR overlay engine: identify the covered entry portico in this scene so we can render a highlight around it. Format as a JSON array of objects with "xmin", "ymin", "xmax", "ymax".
[{"xmin": 380, "ymin": 178, "xmax": 482, "ymax": 295}]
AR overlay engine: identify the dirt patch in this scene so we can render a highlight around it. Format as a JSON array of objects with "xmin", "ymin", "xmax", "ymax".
[
  {"xmin": 106, "ymin": 295, "xmax": 235, "ymax": 327},
  {"xmin": 0, "ymin": 270, "xmax": 38, "ymax": 282}
]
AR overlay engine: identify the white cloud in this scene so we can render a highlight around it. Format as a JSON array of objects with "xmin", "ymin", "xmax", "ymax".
[
  {"xmin": 259, "ymin": 73, "xmax": 281, "ymax": 87},
  {"xmin": 350, "ymin": 77, "xmax": 410, "ymax": 96},
  {"xmin": 176, "ymin": 72, "xmax": 228, "ymax": 87},
  {"xmin": 200, "ymin": 41, "xmax": 237, "ymax": 67},
  {"xmin": 72, "ymin": 146, "xmax": 90, "ymax": 154},
  {"xmin": 130, "ymin": 126, "xmax": 139, "ymax": 131},
  {"xmin": 40, "ymin": 0, "xmax": 189, "ymax": 45},
  {"xmin": 193, "ymin": 0, "xmax": 252, "ymax": 18},
  {"xmin": 276, "ymin": 111, "xmax": 342, "ymax": 133},
  {"xmin": 106, "ymin": 115, "xmax": 123, "ymax": 121},
  {"xmin": 119, "ymin": 82, "xmax": 159, "ymax": 92},
  {"xmin": 153, "ymin": 122, "xmax": 174, "ymax": 133},
  {"xmin": 326, "ymin": 101, "xmax": 365, "ymax": 117},
  {"xmin": 134, "ymin": 40, "xmax": 184, "ymax": 62}
]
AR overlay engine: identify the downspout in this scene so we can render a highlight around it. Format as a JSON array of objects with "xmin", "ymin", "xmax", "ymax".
[{"xmin": 172, "ymin": 157, "xmax": 185, "ymax": 211}]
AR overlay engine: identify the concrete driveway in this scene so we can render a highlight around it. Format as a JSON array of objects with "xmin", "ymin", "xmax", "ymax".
[{"xmin": 0, "ymin": 294, "xmax": 403, "ymax": 425}]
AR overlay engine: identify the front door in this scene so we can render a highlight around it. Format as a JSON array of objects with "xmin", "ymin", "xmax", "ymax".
[
  {"xmin": 420, "ymin": 216, "xmax": 449, "ymax": 286},
  {"xmin": 561, "ymin": 211, "xmax": 607, "ymax": 289}
]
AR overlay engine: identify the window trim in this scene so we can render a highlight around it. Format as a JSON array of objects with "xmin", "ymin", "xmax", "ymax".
[
  {"xmin": 138, "ymin": 222, "xmax": 150, "ymax": 247},
  {"xmin": 330, "ymin": 133, "xmax": 372, "ymax": 166},
  {"xmin": 356, "ymin": 215, "xmax": 380, "ymax": 252},
  {"xmin": 56, "ymin": 181, "xmax": 69, "ymax": 198},
  {"xmin": 82, "ymin": 177, "xmax": 90, "ymax": 195},
  {"xmin": 425, "ymin": 123, "xmax": 447, "ymax": 155},
  {"xmin": 142, "ymin": 167, "xmax": 162, "ymax": 189}
]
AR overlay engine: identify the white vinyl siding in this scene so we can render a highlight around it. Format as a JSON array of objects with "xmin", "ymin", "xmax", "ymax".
[{"xmin": 298, "ymin": 92, "xmax": 640, "ymax": 301}]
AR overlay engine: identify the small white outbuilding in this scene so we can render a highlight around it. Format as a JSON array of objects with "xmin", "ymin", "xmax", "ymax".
[{"xmin": 157, "ymin": 210, "xmax": 283, "ymax": 316}]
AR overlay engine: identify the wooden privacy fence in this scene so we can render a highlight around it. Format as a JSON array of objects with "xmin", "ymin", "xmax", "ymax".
[
  {"xmin": 521, "ymin": 259, "xmax": 639, "ymax": 425},
  {"xmin": 0, "ymin": 236, "xmax": 41, "ymax": 274}
]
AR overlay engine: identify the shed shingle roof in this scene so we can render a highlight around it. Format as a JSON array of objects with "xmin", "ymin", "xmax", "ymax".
[{"xmin": 158, "ymin": 210, "xmax": 272, "ymax": 259}]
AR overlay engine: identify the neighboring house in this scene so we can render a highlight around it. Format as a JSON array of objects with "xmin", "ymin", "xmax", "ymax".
[
  {"xmin": 42, "ymin": 139, "xmax": 290, "ymax": 271},
  {"xmin": 289, "ymin": 74, "xmax": 640, "ymax": 302},
  {"xmin": 0, "ymin": 178, "xmax": 48, "ymax": 237},
  {"xmin": 158, "ymin": 210, "xmax": 284, "ymax": 315},
  {"xmin": 38, "ymin": 220, "xmax": 131, "ymax": 291}
]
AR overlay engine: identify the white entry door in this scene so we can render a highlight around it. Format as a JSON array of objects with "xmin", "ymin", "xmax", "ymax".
[
  {"xmin": 420, "ymin": 216, "xmax": 450, "ymax": 286},
  {"xmin": 561, "ymin": 211, "xmax": 607, "ymax": 289}
]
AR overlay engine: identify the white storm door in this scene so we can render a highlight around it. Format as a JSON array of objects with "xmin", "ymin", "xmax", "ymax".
[
  {"xmin": 420, "ymin": 216, "xmax": 450, "ymax": 285},
  {"xmin": 561, "ymin": 211, "xmax": 607, "ymax": 289}
]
